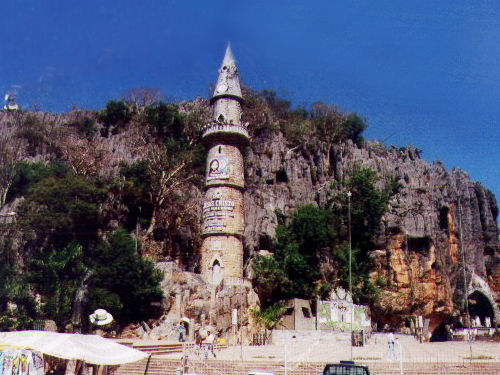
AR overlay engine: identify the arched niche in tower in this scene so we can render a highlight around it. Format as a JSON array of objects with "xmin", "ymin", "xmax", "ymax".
[
  {"xmin": 212, "ymin": 259, "xmax": 222, "ymax": 285},
  {"xmin": 208, "ymin": 253, "xmax": 225, "ymax": 285}
]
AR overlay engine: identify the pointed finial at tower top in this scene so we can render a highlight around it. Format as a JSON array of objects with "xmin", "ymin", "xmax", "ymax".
[
  {"xmin": 212, "ymin": 44, "xmax": 243, "ymax": 102},
  {"xmin": 221, "ymin": 44, "xmax": 235, "ymax": 70}
]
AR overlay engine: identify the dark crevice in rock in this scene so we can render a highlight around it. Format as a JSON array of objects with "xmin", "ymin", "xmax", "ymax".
[{"xmin": 276, "ymin": 169, "xmax": 288, "ymax": 183}]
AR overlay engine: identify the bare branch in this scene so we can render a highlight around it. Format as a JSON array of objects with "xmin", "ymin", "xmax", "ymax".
[{"xmin": 0, "ymin": 134, "xmax": 26, "ymax": 207}]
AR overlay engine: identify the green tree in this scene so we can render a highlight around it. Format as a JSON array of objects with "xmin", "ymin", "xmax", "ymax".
[
  {"xmin": 16, "ymin": 171, "xmax": 109, "ymax": 328},
  {"xmin": 143, "ymin": 102, "xmax": 185, "ymax": 140},
  {"xmin": 119, "ymin": 160, "xmax": 154, "ymax": 231},
  {"xmin": 0, "ymin": 225, "xmax": 35, "ymax": 330},
  {"xmin": 99, "ymin": 100, "xmax": 131, "ymax": 137},
  {"xmin": 329, "ymin": 168, "xmax": 395, "ymax": 303},
  {"xmin": 252, "ymin": 255, "xmax": 291, "ymax": 304},
  {"xmin": 28, "ymin": 243, "xmax": 86, "ymax": 326},
  {"xmin": 253, "ymin": 205, "xmax": 334, "ymax": 305},
  {"xmin": 18, "ymin": 173, "xmax": 107, "ymax": 252},
  {"xmin": 341, "ymin": 168, "xmax": 392, "ymax": 252},
  {"xmin": 341, "ymin": 113, "xmax": 367, "ymax": 147},
  {"xmin": 7, "ymin": 161, "xmax": 68, "ymax": 203},
  {"xmin": 253, "ymin": 168, "xmax": 396, "ymax": 307},
  {"xmin": 88, "ymin": 228, "xmax": 163, "ymax": 323},
  {"xmin": 0, "ymin": 262, "xmax": 35, "ymax": 331}
]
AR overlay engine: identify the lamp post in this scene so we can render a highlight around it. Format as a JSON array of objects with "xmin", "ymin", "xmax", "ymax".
[
  {"xmin": 347, "ymin": 190, "xmax": 353, "ymax": 361},
  {"xmin": 458, "ymin": 198, "xmax": 473, "ymax": 372}
]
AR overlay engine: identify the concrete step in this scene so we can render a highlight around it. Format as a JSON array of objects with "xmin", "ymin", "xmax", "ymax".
[
  {"xmin": 116, "ymin": 358, "xmax": 500, "ymax": 375},
  {"xmin": 130, "ymin": 342, "xmax": 227, "ymax": 355}
]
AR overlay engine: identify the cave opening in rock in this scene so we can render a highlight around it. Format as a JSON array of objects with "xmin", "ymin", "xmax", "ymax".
[
  {"xmin": 439, "ymin": 206, "xmax": 449, "ymax": 232},
  {"xmin": 430, "ymin": 320, "xmax": 454, "ymax": 342},
  {"xmin": 467, "ymin": 290, "xmax": 494, "ymax": 326},
  {"xmin": 259, "ymin": 234, "xmax": 273, "ymax": 251},
  {"xmin": 406, "ymin": 236, "xmax": 431, "ymax": 253},
  {"xmin": 276, "ymin": 169, "xmax": 288, "ymax": 183}
]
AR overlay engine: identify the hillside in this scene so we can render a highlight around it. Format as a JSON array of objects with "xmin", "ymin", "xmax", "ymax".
[{"xmin": 0, "ymin": 88, "xmax": 498, "ymax": 337}]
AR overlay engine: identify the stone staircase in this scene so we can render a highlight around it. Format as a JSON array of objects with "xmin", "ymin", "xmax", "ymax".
[
  {"xmin": 113, "ymin": 340, "xmax": 229, "ymax": 356},
  {"xmin": 116, "ymin": 356, "xmax": 500, "ymax": 375}
]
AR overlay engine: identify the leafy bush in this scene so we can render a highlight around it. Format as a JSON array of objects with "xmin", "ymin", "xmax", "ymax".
[
  {"xmin": 341, "ymin": 113, "xmax": 367, "ymax": 146},
  {"xmin": 71, "ymin": 116, "xmax": 98, "ymax": 140},
  {"xmin": 99, "ymin": 100, "xmax": 131, "ymax": 137},
  {"xmin": 243, "ymin": 89, "xmax": 368, "ymax": 146},
  {"xmin": 19, "ymin": 173, "xmax": 163, "ymax": 326},
  {"xmin": 15, "ymin": 114, "xmax": 47, "ymax": 156},
  {"xmin": 0, "ymin": 315, "xmax": 32, "ymax": 331},
  {"xmin": 7, "ymin": 161, "xmax": 68, "ymax": 203},
  {"xmin": 18, "ymin": 172, "xmax": 107, "ymax": 252},
  {"xmin": 142, "ymin": 102, "xmax": 184, "ymax": 139},
  {"xmin": 253, "ymin": 205, "xmax": 334, "ymax": 305},
  {"xmin": 0, "ymin": 258, "xmax": 36, "ymax": 331},
  {"xmin": 28, "ymin": 243, "xmax": 86, "ymax": 326},
  {"xmin": 261, "ymin": 90, "xmax": 291, "ymax": 117},
  {"xmin": 88, "ymin": 228, "xmax": 163, "ymax": 323},
  {"xmin": 250, "ymin": 302, "xmax": 287, "ymax": 330}
]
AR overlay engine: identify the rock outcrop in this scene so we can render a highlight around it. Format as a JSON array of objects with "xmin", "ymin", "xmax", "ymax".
[{"xmin": 242, "ymin": 127, "xmax": 500, "ymax": 334}]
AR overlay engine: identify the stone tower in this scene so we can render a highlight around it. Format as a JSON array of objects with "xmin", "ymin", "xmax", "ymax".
[{"xmin": 200, "ymin": 46, "xmax": 249, "ymax": 285}]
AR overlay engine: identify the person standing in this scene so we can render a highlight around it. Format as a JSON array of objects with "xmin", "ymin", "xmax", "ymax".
[
  {"xmin": 178, "ymin": 322, "xmax": 186, "ymax": 343},
  {"xmin": 204, "ymin": 330, "xmax": 216, "ymax": 359},
  {"xmin": 194, "ymin": 329, "xmax": 203, "ymax": 356},
  {"xmin": 386, "ymin": 332, "xmax": 396, "ymax": 361}
]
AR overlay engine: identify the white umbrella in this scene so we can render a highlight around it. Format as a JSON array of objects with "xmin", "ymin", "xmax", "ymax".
[{"xmin": 0, "ymin": 331, "xmax": 147, "ymax": 365}]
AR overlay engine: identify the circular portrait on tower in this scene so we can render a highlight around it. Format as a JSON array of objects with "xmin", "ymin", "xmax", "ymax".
[{"xmin": 207, "ymin": 156, "xmax": 229, "ymax": 180}]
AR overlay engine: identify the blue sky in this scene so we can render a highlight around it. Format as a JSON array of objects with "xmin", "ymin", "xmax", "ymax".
[{"xmin": 1, "ymin": 0, "xmax": 499, "ymax": 201}]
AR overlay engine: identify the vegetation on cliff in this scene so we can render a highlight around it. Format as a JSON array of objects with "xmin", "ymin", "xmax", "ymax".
[
  {"xmin": 0, "ymin": 94, "xmax": 209, "ymax": 330},
  {"xmin": 243, "ymin": 88, "xmax": 367, "ymax": 147},
  {"xmin": 4, "ymin": 162, "xmax": 163, "ymax": 329},
  {"xmin": 252, "ymin": 168, "xmax": 398, "ymax": 310}
]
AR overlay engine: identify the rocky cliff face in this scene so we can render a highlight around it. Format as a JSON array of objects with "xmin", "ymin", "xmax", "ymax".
[
  {"xmin": 243, "ymin": 126, "xmax": 500, "ymax": 333},
  {"xmin": 1, "ymin": 100, "xmax": 499, "ymax": 336}
]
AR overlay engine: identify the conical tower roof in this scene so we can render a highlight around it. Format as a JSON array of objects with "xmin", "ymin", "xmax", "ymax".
[{"xmin": 211, "ymin": 45, "xmax": 243, "ymax": 102}]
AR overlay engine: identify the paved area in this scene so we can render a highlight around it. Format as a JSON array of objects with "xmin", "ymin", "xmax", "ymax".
[
  {"xmin": 230, "ymin": 335, "xmax": 499, "ymax": 363},
  {"xmin": 116, "ymin": 334, "xmax": 500, "ymax": 375},
  {"xmin": 151, "ymin": 333, "xmax": 500, "ymax": 364}
]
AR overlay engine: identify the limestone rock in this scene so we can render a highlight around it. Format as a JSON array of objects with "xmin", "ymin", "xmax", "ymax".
[{"xmin": 241, "ymin": 131, "xmax": 499, "ymax": 331}]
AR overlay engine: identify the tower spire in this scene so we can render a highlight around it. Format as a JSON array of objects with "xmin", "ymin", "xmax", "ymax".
[
  {"xmin": 221, "ymin": 44, "xmax": 235, "ymax": 69},
  {"xmin": 212, "ymin": 44, "xmax": 243, "ymax": 101}
]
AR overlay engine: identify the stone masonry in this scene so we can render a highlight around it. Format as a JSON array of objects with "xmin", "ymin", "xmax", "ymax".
[{"xmin": 200, "ymin": 46, "xmax": 250, "ymax": 284}]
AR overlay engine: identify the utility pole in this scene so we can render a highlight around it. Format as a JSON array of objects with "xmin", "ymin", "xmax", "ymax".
[
  {"xmin": 458, "ymin": 198, "xmax": 472, "ymax": 373},
  {"xmin": 347, "ymin": 190, "xmax": 353, "ymax": 361}
]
